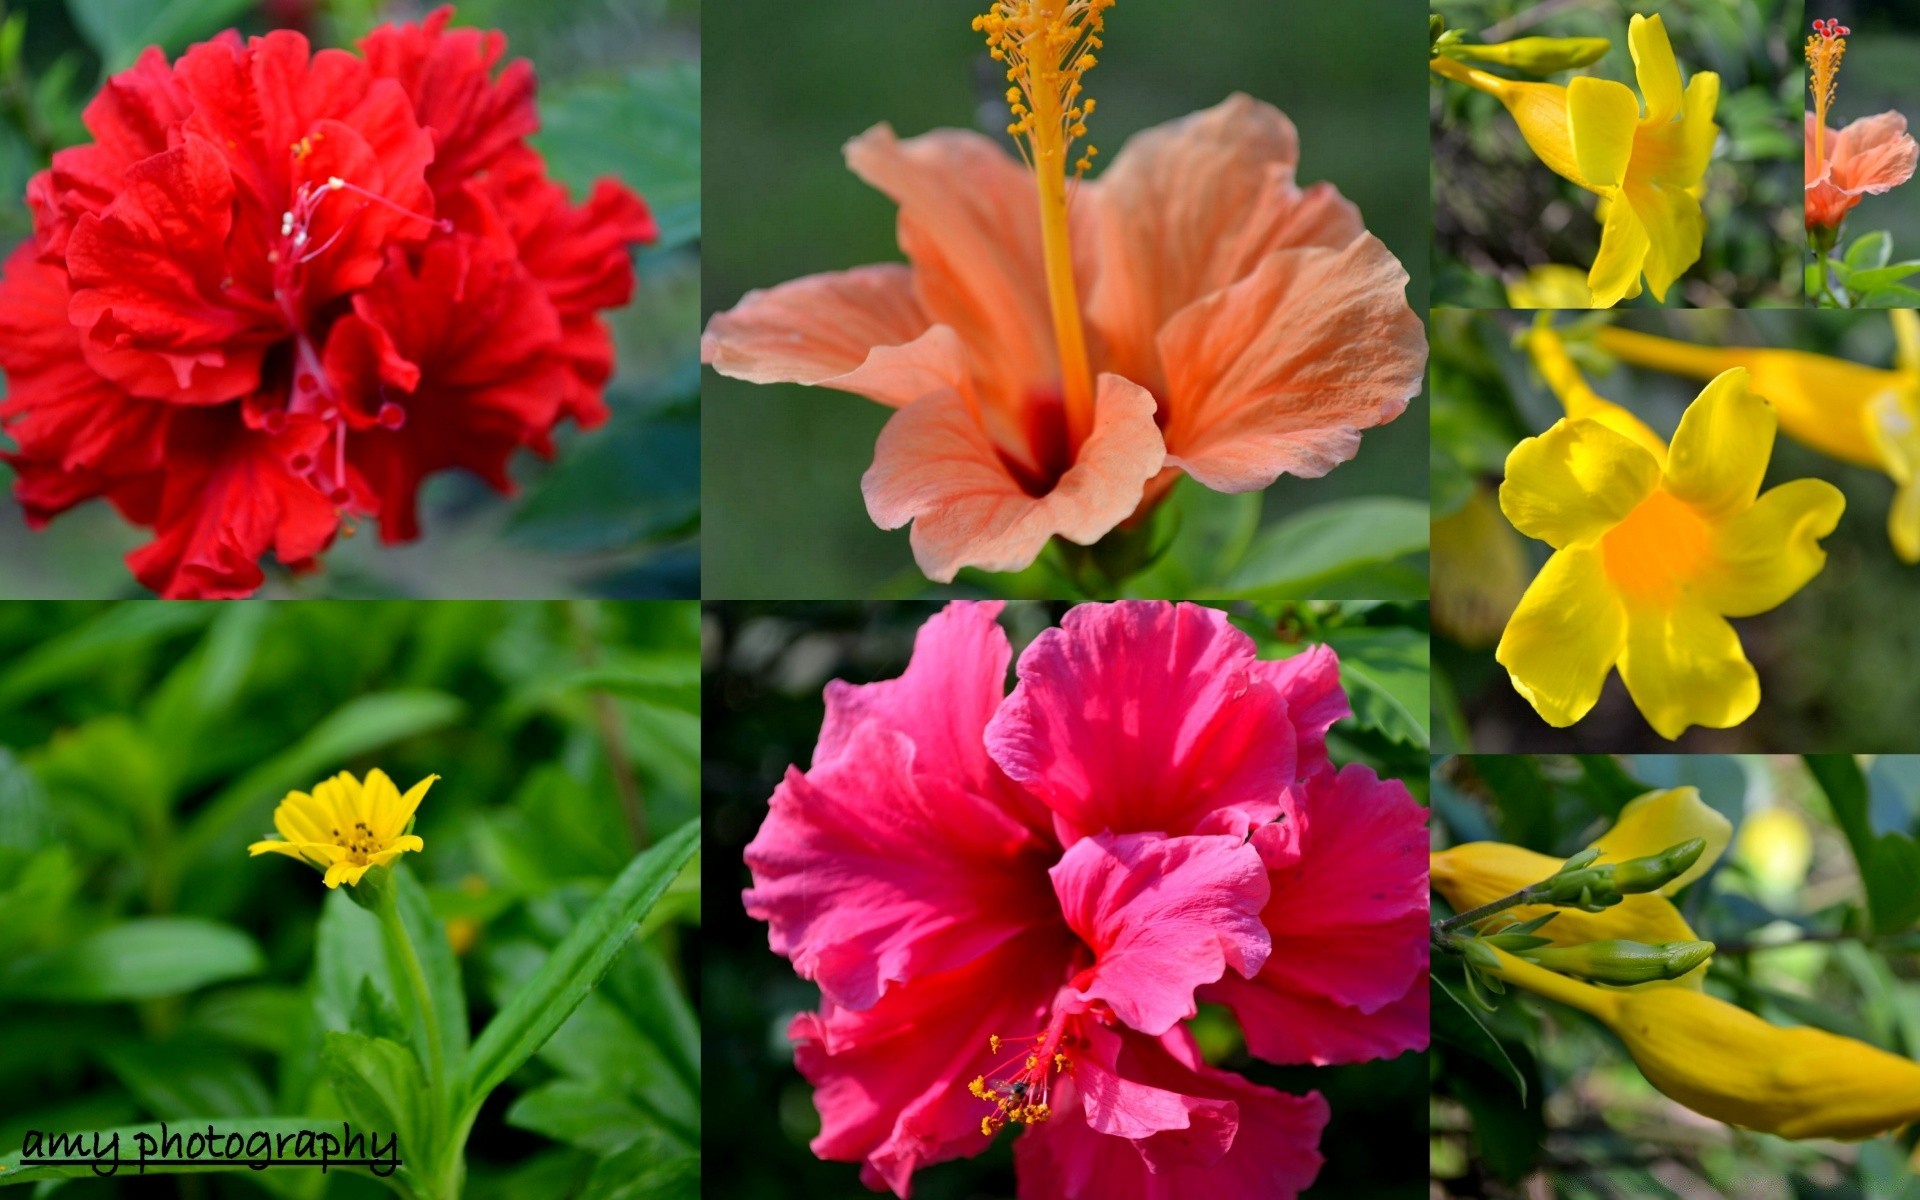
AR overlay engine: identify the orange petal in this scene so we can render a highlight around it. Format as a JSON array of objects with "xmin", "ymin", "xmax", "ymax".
[
  {"xmin": 1830, "ymin": 111, "xmax": 1920, "ymax": 195},
  {"xmin": 1154, "ymin": 236, "xmax": 1423, "ymax": 492},
  {"xmin": 700, "ymin": 264, "xmax": 935, "ymax": 405},
  {"xmin": 844, "ymin": 124, "xmax": 1065, "ymax": 409},
  {"xmin": 861, "ymin": 375, "xmax": 1164, "ymax": 581},
  {"xmin": 1087, "ymin": 94, "xmax": 1362, "ymax": 394}
]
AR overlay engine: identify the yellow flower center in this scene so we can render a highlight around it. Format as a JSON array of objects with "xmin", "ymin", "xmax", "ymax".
[
  {"xmin": 1806, "ymin": 20, "xmax": 1848, "ymax": 168},
  {"xmin": 331, "ymin": 818, "xmax": 384, "ymax": 865},
  {"xmin": 974, "ymin": 0, "xmax": 1114, "ymax": 451},
  {"xmin": 967, "ymin": 1023, "xmax": 1078, "ymax": 1137},
  {"xmin": 1601, "ymin": 488, "xmax": 1710, "ymax": 605}
]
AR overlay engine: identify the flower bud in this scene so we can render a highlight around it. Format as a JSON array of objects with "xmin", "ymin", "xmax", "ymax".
[
  {"xmin": 1524, "ymin": 938, "xmax": 1716, "ymax": 985},
  {"xmin": 1447, "ymin": 36, "xmax": 1611, "ymax": 74},
  {"xmin": 1610, "ymin": 838, "xmax": 1707, "ymax": 894}
]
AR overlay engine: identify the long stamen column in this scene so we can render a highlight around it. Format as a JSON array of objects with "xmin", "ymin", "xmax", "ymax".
[{"xmin": 976, "ymin": 0, "xmax": 1114, "ymax": 450}]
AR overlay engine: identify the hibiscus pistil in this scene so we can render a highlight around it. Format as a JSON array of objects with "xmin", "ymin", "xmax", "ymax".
[
  {"xmin": 975, "ymin": 0, "xmax": 1113, "ymax": 449},
  {"xmin": 969, "ymin": 1019, "xmax": 1081, "ymax": 1134},
  {"xmin": 1807, "ymin": 19, "xmax": 1848, "ymax": 173}
]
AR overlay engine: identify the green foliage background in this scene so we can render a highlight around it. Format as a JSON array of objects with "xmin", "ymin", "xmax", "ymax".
[
  {"xmin": 1432, "ymin": 754, "xmax": 1920, "ymax": 1200},
  {"xmin": 702, "ymin": 599, "xmax": 1429, "ymax": 1200},
  {"xmin": 702, "ymin": 0, "xmax": 1429, "ymax": 599},
  {"xmin": 1432, "ymin": 0, "xmax": 1802, "ymax": 307},
  {"xmin": 0, "ymin": 599, "xmax": 702, "ymax": 1197},
  {"xmin": 1432, "ymin": 308, "xmax": 1920, "ymax": 752},
  {"xmin": 0, "ymin": 0, "xmax": 701, "ymax": 599}
]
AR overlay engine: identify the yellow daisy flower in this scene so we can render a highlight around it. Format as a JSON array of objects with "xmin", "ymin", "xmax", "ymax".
[{"xmin": 248, "ymin": 769, "xmax": 436, "ymax": 889}]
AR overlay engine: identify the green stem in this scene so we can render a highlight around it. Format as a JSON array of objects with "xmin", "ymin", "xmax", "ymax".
[
  {"xmin": 1433, "ymin": 881, "xmax": 1553, "ymax": 940},
  {"xmin": 374, "ymin": 888, "xmax": 451, "ymax": 1199}
]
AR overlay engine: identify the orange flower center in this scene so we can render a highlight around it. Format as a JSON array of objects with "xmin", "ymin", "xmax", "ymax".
[{"xmin": 1601, "ymin": 488, "xmax": 1710, "ymax": 605}]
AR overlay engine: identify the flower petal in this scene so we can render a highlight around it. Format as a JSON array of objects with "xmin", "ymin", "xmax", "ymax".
[
  {"xmin": 1251, "ymin": 642, "xmax": 1349, "ymax": 783},
  {"xmin": 1629, "ymin": 14, "xmax": 1683, "ymax": 125},
  {"xmin": 1155, "ymin": 235, "xmax": 1423, "ymax": 492},
  {"xmin": 986, "ymin": 601, "xmax": 1300, "ymax": 842},
  {"xmin": 1500, "ymin": 417, "xmax": 1661, "ymax": 550},
  {"xmin": 1590, "ymin": 787, "xmax": 1732, "ymax": 894},
  {"xmin": 699, "ymin": 264, "xmax": 938, "ymax": 404},
  {"xmin": 1828, "ymin": 111, "xmax": 1920, "ymax": 195},
  {"xmin": 387, "ymin": 774, "xmax": 438, "ymax": 841},
  {"xmin": 367, "ymin": 834, "xmax": 425, "ymax": 866},
  {"xmin": 1568, "ymin": 76, "xmax": 1641, "ymax": 190},
  {"xmin": 1496, "ymin": 545, "xmax": 1627, "ymax": 728},
  {"xmin": 1697, "ymin": 477, "xmax": 1844, "ymax": 617},
  {"xmin": 743, "ymin": 721, "xmax": 1056, "ymax": 1011},
  {"xmin": 1617, "ymin": 601, "xmax": 1759, "ymax": 740},
  {"xmin": 1663, "ymin": 368, "xmax": 1772, "ymax": 519},
  {"xmin": 1087, "ymin": 93, "xmax": 1363, "ymax": 394},
  {"xmin": 324, "ymin": 861, "xmax": 369, "ymax": 889},
  {"xmin": 1587, "ymin": 191, "xmax": 1652, "ymax": 308},
  {"xmin": 1205, "ymin": 970, "xmax": 1428, "ymax": 1066},
  {"xmin": 1051, "ymin": 833, "xmax": 1271, "ymax": 1036},
  {"xmin": 861, "ymin": 374, "xmax": 1164, "ymax": 583},
  {"xmin": 1627, "ymin": 182, "xmax": 1705, "ymax": 303}
]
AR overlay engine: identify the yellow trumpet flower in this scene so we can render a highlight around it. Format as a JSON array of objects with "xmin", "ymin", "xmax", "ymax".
[
  {"xmin": 1596, "ymin": 317, "xmax": 1920, "ymax": 564},
  {"xmin": 1495, "ymin": 330, "xmax": 1844, "ymax": 739},
  {"xmin": 248, "ymin": 768, "xmax": 436, "ymax": 889},
  {"xmin": 1482, "ymin": 942, "xmax": 1920, "ymax": 1139},
  {"xmin": 1432, "ymin": 14, "xmax": 1719, "ymax": 307},
  {"xmin": 1433, "ymin": 786, "xmax": 1730, "ymax": 986}
]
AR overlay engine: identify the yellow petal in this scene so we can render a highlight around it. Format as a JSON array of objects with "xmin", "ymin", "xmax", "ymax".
[
  {"xmin": 273, "ymin": 790, "xmax": 331, "ymax": 845},
  {"xmin": 1662, "ymin": 369, "xmax": 1772, "ymax": 519},
  {"xmin": 1617, "ymin": 601, "xmax": 1759, "ymax": 740},
  {"xmin": 1501, "ymin": 417, "xmax": 1662, "ymax": 549},
  {"xmin": 1589, "ymin": 787, "xmax": 1732, "ymax": 894},
  {"xmin": 1697, "ymin": 478, "xmax": 1845, "ymax": 617},
  {"xmin": 362, "ymin": 769, "xmax": 401, "ymax": 838},
  {"xmin": 324, "ymin": 861, "xmax": 372, "ymax": 889},
  {"xmin": 1628, "ymin": 14, "xmax": 1683, "ymax": 124},
  {"xmin": 1896, "ymin": 310, "xmax": 1920, "ymax": 379},
  {"xmin": 1893, "ymin": 478, "xmax": 1920, "ymax": 565},
  {"xmin": 1496, "ymin": 545, "xmax": 1626, "ymax": 727},
  {"xmin": 248, "ymin": 839, "xmax": 310, "ymax": 860},
  {"xmin": 1505, "ymin": 265, "xmax": 1595, "ymax": 310},
  {"xmin": 1568, "ymin": 76, "xmax": 1641, "ymax": 189},
  {"xmin": 387, "ymin": 775, "xmax": 439, "ymax": 842},
  {"xmin": 1674, "ymin": 71, "xmax": 1720, "ymax": 182},
  {"xmin": 1627, "ymin": 183, "xmax": 1704, "ymax": 302},
  {"xmin": 368, "ymin": 835, "xmax": 425, "ymax": 867},
  {"xmin": 1500, "ymin": 79, "xmax": 1592, "ymax": 189},
  {"xmin": 1588, "ymin": 191, "xmax": 1652, "ymax": 308},
  {"xmin": 1523, "ymin": 324, "xmax": 1669, "ymax": 462}
]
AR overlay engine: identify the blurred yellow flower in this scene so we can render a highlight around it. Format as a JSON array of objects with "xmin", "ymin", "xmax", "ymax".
[
  {"xmin": 1434, "ymin": 786, "xmax": 1730, "ymax": 986},
  {"xmin": 1597, "ymin": 317, "xmax": 1920, "ymax": 563},
  {"xmin": 1433, "ymin": 483, "xmax": 1528, "ymax": 646},
  {"xmin": 1432, "ymin": 14, "xmax": 1719, "ymax": 307},
  {"xmin": 1734, "ymin": 806, "xmax": 1815, "ymax": 901},
  {"xmin": 248, "ymin": 769, "xmax": 436, "ymax": 889},
  {"xmin": 1505, "ymin": 264, "xmax": 1597, "ymax": 309},
  {"xmin": 1495, "ymin": 351, "xmax": 1844, "ymax": 738},
  {"xmin": 1483, "ymin": 942, "xmax": 1920, "ymax": 1139}
]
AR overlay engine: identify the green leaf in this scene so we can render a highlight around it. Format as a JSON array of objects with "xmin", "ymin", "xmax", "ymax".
[
  {"xmin": 1210, "ymin": 497, "xmax": 1427, "ymax": 602},
  {"xmin": 1866, "ymin": 835, "xmax": 1920, "ymax": 935},
  {"xmin": 1844, "ymin": 260, "xmax": 1920, "ymax": 293},
  {"xmin": 395, "ymin": 863, "xmax": 468, "ymax": 1063},
  {"xmin": 1121, "ymin": 479, "xmax": 1261, "ymax": 598},
  {"xmin": 0, "ymin": 603, "xmax": 212, "ymax": 709},
  {"xmin": 1847, "ymin": 231, "xmax": 1894, "ymax": 272},
  {"xmin": 1807, "ymin": 754, "xmax": 1876, "ymax": 879},
  {"xmin": 460, "ymin": 819, "xmax": 701, "ymax": 1116},
  {"xmin": 1433, "ymin": 977, "xmax": 1526, "ymax": 1103},
  {"xmin": 578, "ymin": 1133, "xmax": 699, "ymax": 1200},
  {"xmin": 0, "ymin": 917, "xmax": 262, "ymax": 1001},
  {"xmin": 321, "ymin": 1031, "xmax": 428, "ymax": 1183},
  {"xmin": 66, "ymin": 0, "xmax": 256, "ymax": 74},
  {"xmin": 175, "ymin": 689, "xmax": 464, "ymax": 867},
  {"xmin": 1323, "ymin": 626, "xmax": 1429, "ymax": 748},
  {"xmin": 506, "ymin": 1078, "xmax": 654, "ymax": 1156},
  {"xmin": 0, "ymin": 1118, "xmax": 379, "ymax": 1185},
  {"xmin": 97, "ymin": 1037, "xmax": 273, "ymax": 1119},
  {"xmin": 313, "ymin": 887, "xmax": 393, "ymax": 1035}
]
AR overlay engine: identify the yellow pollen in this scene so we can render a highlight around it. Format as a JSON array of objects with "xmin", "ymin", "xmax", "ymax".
[
  {"xmin": 974, "ymin": 0, "xmax": 1117, "ymax": 451},
  {"xmin": 1600, "ymin": 488, "xmax": 1712, "ymax": 605},
  {"xmin": 292, "ymin": 136, "xmax": 314, "ymax": 160},
  {"xmin": 1806, "ymin": 26, "xmax": 1846, "ymax": 170}
]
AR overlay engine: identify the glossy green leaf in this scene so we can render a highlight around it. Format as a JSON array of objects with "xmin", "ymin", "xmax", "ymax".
[
  {"xmin": 320, "ymin": 1031, "xmax": 428, "ymax": 1185},
  {"xmin": 1210, "ymin": 497, "xmax": 1428, "ymax": 602},
  {"xmin": 1324, "ymin": 625, "xmax": 1429, "ymax": 748},
  {"xmin": 1434, "ymin": 976, "xmax": 1526, "ymax": 1103},
  {"xmin": 0, "ymin": 917, "xmax": 263, "ymax": 1002}
]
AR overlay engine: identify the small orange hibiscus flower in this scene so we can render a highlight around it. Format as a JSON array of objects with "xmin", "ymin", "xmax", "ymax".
[
  {"xmin": 701, "ymin": 3, "xmax": 1424, "ymax": 582},
  {"xmin": 1804, "ymin": 19, "xmax": 1917, "ymax": 232}
]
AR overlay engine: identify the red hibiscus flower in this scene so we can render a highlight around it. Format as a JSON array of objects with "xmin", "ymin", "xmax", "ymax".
[
  {"xmin": 0, "ymin": 6, "xmax": 656, "ymax": 597},
  {"xmin": 745, "ymin": 601, "xmax": 1430, "ymax": 1198}
]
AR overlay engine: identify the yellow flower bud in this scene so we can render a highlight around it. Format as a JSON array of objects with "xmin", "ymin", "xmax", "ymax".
[
  {"xmin": 1523, "ymin": 938, "xmax": 1715, "ymax": 985},
  {"xmin": 1448, "ymin": 36, "xmax": 1612, "ymax": 75}
]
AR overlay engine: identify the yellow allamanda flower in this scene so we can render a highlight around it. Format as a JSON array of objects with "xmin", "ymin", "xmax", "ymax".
[
  {"xmin": 249, "ymin": 769, "xmax": 436, "ymax": 888},
  {"xmin": 1432, "ymin": 483, "xmax": 1529, "ymax": 647},
  {"xmin": 1596, "ymin": 317, "xmax": 1920, "ymax": 564},
  {"xmin": 1433, "ymin": 786, "xmax": 1731, "ymax": 986},
  {"xmin": 1495, "ymin": 329, "xmax": 1844, "ymax": 739},
  {"xmin": 1481, "ymin": 942, "xmax": 1920, "ymax": 1139},
  {"xmin": 1505, "ymin": 264, "xmax": 1597, "ymax": 309},
  {"xmin": 1432, "ymin": 14, "xmax": 1719, "ymax": 307}
]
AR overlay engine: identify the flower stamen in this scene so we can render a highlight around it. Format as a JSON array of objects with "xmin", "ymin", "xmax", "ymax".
[
  {"xmin": 1807, "ymin": 19, "xmax": 1850, "ymax": 171},
  {"xmin": 967, "ymin": 1017, "xmax": 1080, "ymax": 1137}
]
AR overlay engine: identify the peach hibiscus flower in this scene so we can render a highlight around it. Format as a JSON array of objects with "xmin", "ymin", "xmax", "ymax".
[
  {"xmin": 702, "ymin": 3, "xmax": 1424, "ymax": 583},
  {"xmin": 1805, "ymin": 111, "xmax": 1918, "ymax": 231}
]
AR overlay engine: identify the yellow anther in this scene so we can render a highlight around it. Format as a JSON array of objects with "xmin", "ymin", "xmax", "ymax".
[{"xmin": 989, "ymin": 1035, "xmax": 1003, "ymax": 1053}]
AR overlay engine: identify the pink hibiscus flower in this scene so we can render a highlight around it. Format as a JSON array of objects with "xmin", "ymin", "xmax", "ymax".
[{"xmin": 744, "ymin": 601, "xmax": 1429, "ymax": 1198}]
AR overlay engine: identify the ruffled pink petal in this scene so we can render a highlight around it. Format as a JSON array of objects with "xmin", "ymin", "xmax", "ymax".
[
  {"xmin": 862, "ymin": 373, "xmax": 1164, "ymax": 582},
  {"xmin": 1249, "ymin": 764, "xmax": 1430, "ymax": 1015},
  {"xmin": 1014, "ymin": 1025, "xmax": 1328, "ymax": 1200},
  {"xmin": 816, "ymin": 600, "xmax": 1052, "ymax": 837},
  {"xmin": 844, "ymin": 124, "xmax": 1073, "ymax": 409},
  {"xmin": 1254, "ymin": 642, "xmax": 1349, "ymax": 782},
  {"xmin": 985, "ymin": 601, "xmax": 1297, "ymax": 842},
  {"xmin": 794, "ymin": 926, "xmax": 1075, "ymax": 1198},
  {"xmin": 1155, "ymin": 235, "xmax": 1424, "ymax": 493},
  {"xmin": 1205, "ymin": 969, "xmax": 1430, "ymax": 1067},
  {"xmin": 699, "ymin": 264, "xmax": 943, "ymax": 406},
  {"xmin": 1050, "ymin": 833, "xmax": 1270, "ymax": 1036},
  {"xmin": 744, "ymin": 721, "xmax": 1057, "ymax": 1011},
  {"xmin": 1087, "ymin": 93, "xmax": 1363, "ymax": 394}
]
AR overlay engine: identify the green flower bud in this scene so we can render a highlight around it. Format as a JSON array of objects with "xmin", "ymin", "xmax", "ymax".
[
  {"xmin": 1524, "ymin": 938, "xmax": 1716, "ymax": 986},
  {"xmin": 1445, "ymin": 36, "xmax": 1611, "ymax": 74},
  {"xmin": 1611, "ymin": 838, "xmax": 1707, "ymax": 895}
]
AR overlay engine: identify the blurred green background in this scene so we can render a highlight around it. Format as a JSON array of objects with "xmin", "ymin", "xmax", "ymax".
[
  {"xmin": 1432, "ymin": 0, "xmax": 1803, "ymax": 307},
  {"xmin": 703, "ymin": 0, "xmax": 1430, "ymax": 599},
  {"xmin": 1432, "ymin": 308, "xmax": 1920, "ymax": 752},
  {"xmin": 703, "ymin": 599, "xmax": 1429, "ymax": 1200},
  {"xmin": 1432, "ymin": 754, "xmax": 1920, "ymax": 1199},
  {"xmin": 0, "ymin": 600, "xmax": 701, "ymax": 1197},
  {"xmin": 0, "ymin": 0, "xmax": 701, "ymax": 599}
]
